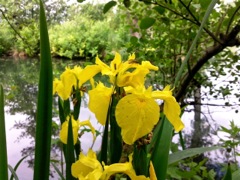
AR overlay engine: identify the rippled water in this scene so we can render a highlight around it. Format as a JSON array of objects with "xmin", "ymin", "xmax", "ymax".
[
  {"xmin": 1, "ymin": 57, "xmax": 239, "ymax": 179},
  {"xmin": 1, "ymin": 57, "xmax": 103, "ymax": 179}
]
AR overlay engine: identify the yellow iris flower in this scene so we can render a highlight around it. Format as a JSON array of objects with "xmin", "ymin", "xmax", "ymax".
[
  {"xmin": 115, "ymin": 85, "xmax": 184, "ymax": 145},
  {"xmin": 59, "ymin": 116, "xmax": 96, "ymax": 145},
  {"xmin": 53, "ymin": 65, "xmax": 101, "ymax": 100},
  {"xmin": 71, "ymin": 149, "xmax": 103, "ymax": 180},
  {"xmin": 72, "ymin": 150, "xmax": 157, "ymax": 180},
  {"xmin": 101, "ymin": 154, "xmax": 156, "ymax": 180},
  {"xmin": 96, "ymin": 52, "xmax": 158, "ymax": 87},
  {"xmin": 115, "ymin": 86, "xmax": 160, "ymax": 145}
]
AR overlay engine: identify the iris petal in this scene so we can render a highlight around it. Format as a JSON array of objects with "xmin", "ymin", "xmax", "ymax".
[{"xmin": 116, "ymin": 94, "xmax": 160, "ymax": 145}]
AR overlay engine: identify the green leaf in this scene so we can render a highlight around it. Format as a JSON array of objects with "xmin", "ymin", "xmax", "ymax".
[
  {"xmin": 77, "ymin": 0, "xmax": 85, "ymax": 3},
  {"xmin": 223, "ymin": 163, "xmax": 232, "ymax": 180},
  {"xmin": 8, "ymin": 165, "xmax": 19, "ymax": 180},
  {"xmin": 33, "ymin": 1, "xmax": 53, "ymax": 179},
  {"xmin": 233, "ymin": 169, "xmax": 240, "ymax": 180},
  {"xmin": 10, "ymin": 155, "xmax": 28, "ymax": 180},
  {"xmin": 153, "ymin": 6, "xmax": 165, "ymax": 15},
  {"xmin": 51, "ymin": 163, "xmax": 65, "ymax": 180},
  {"xmin": 58, "ymin": 98, "xmax": 65, "ymax": 125},
  {"xmin": 130, "ymin": 36, "xmax": 138, "ymax": 45},
  {"xmin": 103, "ymin": 1, "xmax": 117, "ymax": 14},
  {"xmin": 140, "ymin": 17, "xmax": 156, "ymax": 29},
  {"xmin": 123, "ymin": 0, "xmax": 131, "ymax": 8},
  {"xmin": 109, "ymin": 94, "xmax": 122, "ymax": 164},
  {"xmin": 99, "ymin": 118, "xmax": 109, "ymax": 164},
  {"xmin": 133, "ymin": 144, "xmax": 149, "ymax": 176},
  {"xmin": 236, "ymin": 65, "xmax": 240, "ymax": 70},
  {"xmin": 73, "ymin": 89, "xmax": 81, "ymax": 120},
  {"xmin": 0, "ymin": 84, "xmax": 8, "ymax": 180},
  {"xmin": 168, "ymin": 146, "xmax": 222, "ymax": 165},
  {"xmin": 199, "ymin": 1, "xmax": 211, "ymax": 9},
  {"xmin": 66, "ymin": 117, "xmax": 77, "ymax": 180},
  {"xmin": 151, "ymin": 116, "xmax": 173, "ymax": 179}
]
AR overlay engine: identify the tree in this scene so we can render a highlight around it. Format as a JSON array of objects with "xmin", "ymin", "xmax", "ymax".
[
  {"xmin": 0, "ymin": 0, "xmax": 69, "ymax": 56},
  {"xmin": 101, "ymin": 0, "xmax": 240, "ymax": 151}
]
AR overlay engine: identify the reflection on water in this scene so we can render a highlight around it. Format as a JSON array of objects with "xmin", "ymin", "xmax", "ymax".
[
  {"xmin": 1, "ymin": 57, "xmax": 239, "ymax": 178},
  {"xmin": 0, "ymin": 57, "xmax": 100, "ymax": 179}
]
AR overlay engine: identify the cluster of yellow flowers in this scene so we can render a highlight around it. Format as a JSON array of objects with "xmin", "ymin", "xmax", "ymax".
[
  {"xmin": 71, "ymin": 149, "xmax": 156, "ymax": 180},
  {"xmin": 53, "ymin": 52, "xmax": 184, "ymax": 179}
]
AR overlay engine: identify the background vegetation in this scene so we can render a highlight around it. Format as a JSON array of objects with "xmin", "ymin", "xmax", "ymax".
[{"xmin": 0, "ymin": 0, "xmax": 240, "ymax": 179}]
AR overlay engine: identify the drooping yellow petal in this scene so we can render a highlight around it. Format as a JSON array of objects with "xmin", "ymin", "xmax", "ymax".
[
  {"xmin": 78, "ymin": 65, "xmax": 101, "ymax": 87},
  {"xmin": 95, "ymin": 55, "xmax": 112, "ymax": 76},
  {"xmin": 79, "ymin": 120, "xmax": 96, "ymax": 140},
  {"xmin": 100, "ymin": 161, "xmax": 136, "ymax": 180},
  {"xmin": 61, "ymin": 68, "xmax": 77, "ymax": 89},
  {"xmin": 53, "ymin": 68, "xmax": 77, "ymax": 100},
  {"xmin": 71, "ymin": 149, "xmax": 103, "ymax": 179},
  {"xmin": 100, "ymin": 154, "xmax": 150, "ymax": 180},
  {"xmin": 141, "ymin": 61, "xmax": 159, "ymax": 71},
  {"xmin": 59, "ymin": 116, "xmax": 79, "ymax": 144},
  {"xmin": 152, "ymin": 86, "xmax": 184, "ymax": 132},
  {"xmin": 115, "ymin": 94, "xmax": 160, "ymax": 145},
  {"xmin": 88, "ymin": 82, "xmax": 113, "ymax": 125}
]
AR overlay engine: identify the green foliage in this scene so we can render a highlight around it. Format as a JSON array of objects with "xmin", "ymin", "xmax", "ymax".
[
  {"xmin": 103, "ymin": 1, "xmax": 117, "ymax": 14},
  {"xmin": 49, "ymin": 3, "xmax": 130, "ymax": 59},
  {"xmin": 15, "ymin": 22, "xmax": 40, "ymax": 56},
  {"xmin": 168, "ymin": 146, "xmax": 222, "ymax": 165},
  {"xmin": 0, "ymin": 0, "xmax": 240, "ymax": 179},
  {"xmin": 219, "ymin": 121, "xmax": 240, "ymax": 163},
  {"xmin": 223, "ymin": 164, "xmax": 232, "ymax": 180},
  {"xmin": 33, "ymin": 1, "xmax": 53, "ymax": 179},
  {"xmin": 139, "ymin": 17, "xmax": 156, "ymax": 29},
  {"xmin": 167, "ymin": 159, "xmax": 216, "ymax": 180},
  {"xmin": 0, "ymin": 22, "xmax": 14, "ymax": 55}
]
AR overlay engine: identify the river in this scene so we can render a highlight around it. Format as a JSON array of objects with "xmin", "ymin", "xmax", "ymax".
[
  {"xmin": 1, "ymin": 57, "xmax": 239, "ymax": 179},
  {"xmin": 0, "ymin": 57, "xmax": 102, "ymax": 179}
]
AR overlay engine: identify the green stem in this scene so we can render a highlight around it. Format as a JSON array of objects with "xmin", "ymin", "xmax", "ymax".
[{"xmin": 174, "ymin": 0, "xmax": 218, "ymax": 87}]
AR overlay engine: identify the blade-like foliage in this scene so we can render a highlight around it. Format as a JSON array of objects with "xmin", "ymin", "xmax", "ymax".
[
  {"xmin": 10, "ymin": 155, "xmax": 28, "ymax": 180},
  {"xmin": 168, "ymin": 146, "xmax": 222, "ymax": 165},
  {"xmin": 33, "ymin": 1, "xmax": 53, "ymax": 179},
  {"xmin": 8, "ymin": 165, "xmax": 18, "ymax": 180},
  {"xmin": 65, "ymin": 118, "xmax": 77, "ymax": 180},
  {"xmin": 223, "ymin": 163, "xmax": 232, "ymax": 180},
  {"xmin": 233, "ymin": 169, "xmax": 240, "ymax": 180},
  {"xmin": 0, "ymin": 84, "xmax": 8, "ymax": 180},
  {"xmin": 151, "ymin": 116, "xmax": 173, "ymax": 179}
]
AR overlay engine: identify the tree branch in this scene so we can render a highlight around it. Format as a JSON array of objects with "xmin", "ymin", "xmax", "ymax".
[
  {"xmin": 178, "ymin": 0, "xmax": 222, "ymax": 44},
  {"xmin": 144, "ymin": 0, "xmax": 222, "ymax": 43},
  {"xmin": 175, "ymin": 22, "xmax": 240, "ymax": 102},
  {"xmin": 0, "ymin": 9, "xmax": 33, "ymax": 53}
]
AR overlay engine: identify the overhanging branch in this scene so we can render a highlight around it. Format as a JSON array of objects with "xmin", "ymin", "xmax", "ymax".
[{"xmin": 176, "ymin": 22, "xmax": 240, "ymax": 102}]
